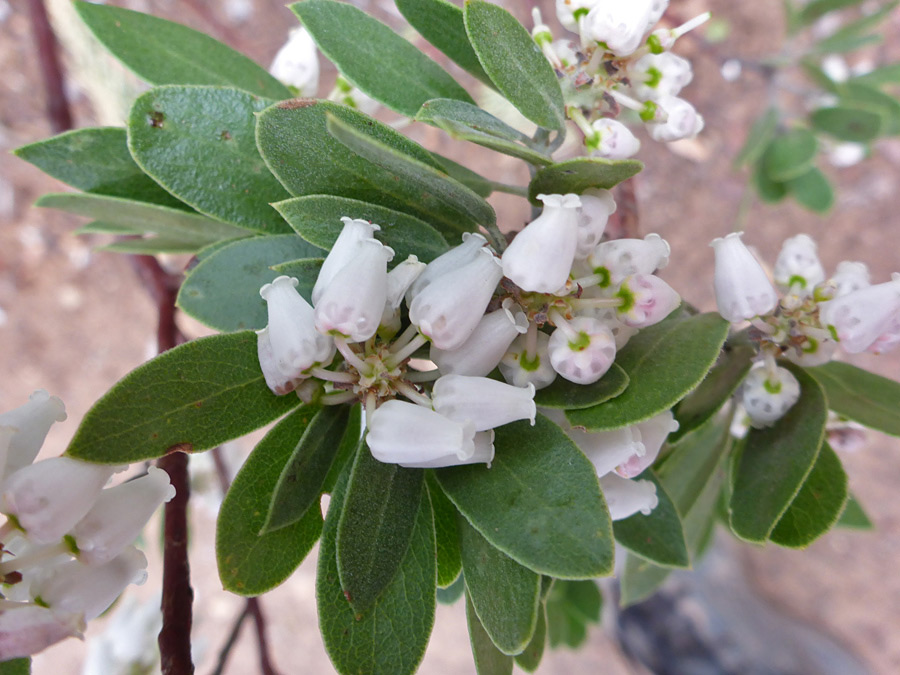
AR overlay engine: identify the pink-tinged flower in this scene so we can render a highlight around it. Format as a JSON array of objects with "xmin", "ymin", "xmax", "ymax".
[
  {"xmin": 599, "ymin": 473, "xmax": 659, "ymax": 520},
  {"xmin": 433, "ymin": 375, "xmax": 535, "ymax": 431},
  {"xmin": 588, "ymin": 119, "xmax": 641, "ymax": 160},
  {"xmin": 409, "ymin": 248, "xmax": 503, "ymax": 350},
  {"xmin": 575, "ymin": 189, "xmax": 617, "ymax": 259},
  {"xmin": 312, "ymin": 218, "xmax": 380, "ymax": 305},
  {"xmin": 430, "ymin": 299, "xmax": 528, "ymax": 377},
  {"xmin": 741, "ymin": 363, "xmax": 801, "ymax": 428},
  {"xmin": 616, "ymin": 411, "xmax": 679, "ymax": 478},
  {"xmin": 0, "ymin": 605, "xmax": 84, "ymax": 660},
  {"xmin": 819, "ymin": 274, "xmax": 900, "ymax": 353},
  {"xmin": 546, "ymin": 407, "xmax": 645, "ymax": 478},
  {"xmin": 502, "ymin": 193, "xmax": 581, "ymax": 293},
  {"xmin": 773, "ymin": 234, "xmax": 825, "ymax": 292},
  {"xmin": 0, "ymin": 390, "xmax": 66, "ymax": 481},
  {"xmin": 629, "ymin": 52, "xmax": 693, "ymax": 100},
  {"xmin": 711, "ymin": 232, "xmax": 778, "ymax": 323},
  {"xmin": 407, "ymin": 233, "xmax": 487, "ymax": 303},
  {"xmin": 548, "ymin": 316, "xmax": 617, "ymax": 384},
  {"xmin": 588, "ymin": 233, "xmax": 670, "ymax": 288},
  {"xmin": 615, "ymin": 274, "xmax": 681, "ymax": 328},
  {"xmin": 500, "ymin": 331, "xmax": 558, "ymax": 390},
  {"xmin": 366, "ymin": 400, "xmax": 494, "ymax": 468},
  {"xmin": 647, "ymin": 95, "xmax": 704, "ymax": 142},
  {"xmin": 829, "ymin": 261, "xmax": 870, "ymax": 298}
]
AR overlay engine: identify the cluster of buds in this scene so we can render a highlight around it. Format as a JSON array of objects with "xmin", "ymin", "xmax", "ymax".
[
  {"xmin": 712, "ymin": 232, "xmax": 900, "ymax": 427},
  {"xmin": 257, "ymin": 193, "xmax": 679, "ymax": 515},
  {"xmin": 0, "ymin": 392, "xmax": 174, "ymax": 659},
  {"xmin": 532, "ymin": 0, "xmax": 708, "ymax": 158}
]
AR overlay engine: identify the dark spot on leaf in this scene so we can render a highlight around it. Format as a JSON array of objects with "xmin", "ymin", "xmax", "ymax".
[
  {"xmin": 220, "ymin": 130, "xmax": 232, "ymax": 141},
  {"xmin": 194, "ymin": 401, "xmax": 202, "ymax": 408},
  {"xmin": 148, "ymin": 111, "xmax": 165, "ymax": 128},
  {"xmin": 166, "ymin": 442, "xmax": 195, "ymax": 455},
  {"xmin": 343, "ymin": 590, "xmax": 353, "ymax": 603},
  {"xmin": 277, "ymin": 98, "xmax": 316, "ymax": 109}
]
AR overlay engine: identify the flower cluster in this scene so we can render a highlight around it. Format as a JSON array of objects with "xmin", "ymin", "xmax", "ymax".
[
  {"xmin": 257, "ymin": 194, "xmax": 679, "ymax": 487},
  {"xmin": 712, "ymin": 232, "xmax": 900, "ymax": 427},
  {"xmin": 0, "ymin": 391, "xmax": 174, "ymax": 659},
  {"xmin": 533, "ymin": 0, "xmax": 708, "ymax": 157}
]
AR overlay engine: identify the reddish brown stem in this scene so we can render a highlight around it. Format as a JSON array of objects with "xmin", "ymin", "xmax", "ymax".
[{"xmin": 27, "ymin": 0, "xmax": 73, "ymax": 133}]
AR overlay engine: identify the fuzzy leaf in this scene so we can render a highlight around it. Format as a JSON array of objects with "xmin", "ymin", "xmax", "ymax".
[
  {"xmin": 216, "ymin": 406, "xmax": 323, "ymax": 595},
  {"xmin": 787, "ymin": 168, "xmax": 834, "ymax": 213},
  {"xmin": 534, "ymin": 363, "xmax": 629, "ymax": 410},
  {"xmin": 65, "ymin": 332, "xmax": 301, "ymax": 463},
  {"xmin": 734, "ymin": 107, "xmax": 778, "ymax": 168},
  {"xmin": 613, "ymin": 470, "xmax": 689, "ymax": 568},
  {"xmin": 763, "ymin": 129, "xmax": 818, "ymax": 181},
  {"xmin": 0, "ymin": 659, "xmax": 30, "ymax": 675},
  {"xmin": 545, "ymin": 580, "xmax": 602, "ymax": 649},
  {"xmin": 426, "ymin": 474, "xmax": 462, "ymax": 588},
  {"xmin": 835, "ymin": 494, "xmax": 874, "ymax": 530},
  {"xmin": 810, "ymin": 105, "xmax": 883, "ymax": 142},
  {"xmin": 528, "ymin": 157, "xmax": 643, "ymax": 204},
  {"xmin": 514, "ymin": 606, "xmax": 546, "ymax": 672},
  {"xmin": 808, "ymin": 360, "xmax": 900, "ymax": 436},
  {"xmin": 466, "ymin": 594, "xmax": 513, "ymax": 675}
]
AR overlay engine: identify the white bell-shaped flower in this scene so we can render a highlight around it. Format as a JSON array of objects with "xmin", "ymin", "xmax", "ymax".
[
  {"xmin": 599, "ymin": 473, "xmax": 659, "ymax": 520},
  {"xmin": 588, "ymin": 233, "xmax": 670, "ymax": 288},
  {"xmin": 869, "ymin": 315, "xmax": 900, "ymax": 355},
  {"xmin": 31, "ymin": 546, "xmax": 147, "ymax": 621},
  {"xmin": 647, "ymin": 95, "xmax": 704, "ymax": 142},
  {"xmin": 555, "ymin": 0, "xmax": 599, "ymax": 32},
  {"xmin": 647, "ymin": 0, "xmax": 670, "ymax": 26},
  {"xmin": 575, "ymin": 189, "xmax": 617, "ymax": 259},
  {"xmin": 819, "ymin": 274, "xmax": 900, "ymax": 353},
  {"xmin": 548, "ymin": 316, "xmax": 616, "ymax": 384},
  {"xmin": 580, "ymin": 307, "xmax": 639, "ymax": 349},
  {"xmin": 409, "ymin": 248, "xmax": 503, "ymax": 350},
  {"xmin": 541, "ymin": 409, "xmax": 644, "ymax": 478},
  {"xmin": 711, "ymin": 232, "xmax": 778, "ymax": 323},
  {"xmin": 502, "ymin": 193, "xmax": 581, "ymax": 293},
  {"xmin": 260, "ymin": 276, "xmax": 334, "ymax": 379},
  {"xmin": 1, "ymin": 457, "xmax": 119, "ymax": 544},
  {"xmin": 584, "ymin": 0, "xmax": 655, "ymax": 56},
  {"xmin": 315, "ymin": 238, "xmax": 394, "ymax": 342},
  {"xmin": 366, "ymin": 400, "xmax": 489, "ymax": 468},
  {"xmin": 0, "ymin": 605, "xmax": 84, "ymax": 660},
  {"xmin": 773, "ymin": 234, "xmax": 825, "ymax": 292},
  {"xmin": 500, "ymin": 331, "xmax": 558, "ymax": 390},
  {"xmin": 617, "ymin": 411, "xmax": 678, "ymax": 478},
  {"xmin": 430, "ymin": 299, "xmax": 528, "ymax": 377},
  {"xmin": 69, "ymin": 467, "xmax": 176, "ymax": 566},
  {"xmin": 380, "ymin": 255, "xmax": 426, "ymax": 335},
  {"xmin": 783, "ymin": 330, "xmax": 838, "ymax": 367},
  {"xmin": 615, "ymin": 274, "xmax": 681, "ymax": 328},
  {"xmin": 407, "ymin": 233, "xmax": 487, "ymax": 303},
  {"xmin": 257, "ymin": 327, "xmax": 301, "ymax": 395},
  {"xmin": 588, "ymin": 118, "xmax": 641, "ymax": 160},
  {"xmin": 269, "ymin": 27, "xmax": 319, "ymax": 96},
  {"xmin": 0, "ymin": 390, "xmax": 66, "ymax": 480},
  {"xmin": 433, "ymin": 375, "xmax": 536, "ymax": 431},
  {"xmin": 829, "ymin": 260, "xmax": 870, "ymax": 298},
  {"xmin": 551, "ymin": 39, "xmax": 579, "ymax": 68},
  {"xmin": 629, "ymin": 52, "xmax": 692, "ymax": 101},
  {"xmin": 741, "ymin": 362, "xmax": 801, "ymax": 428},
  {"xmin": 312, "ymin": 218, "xmax": 380, "ymax": 305}
]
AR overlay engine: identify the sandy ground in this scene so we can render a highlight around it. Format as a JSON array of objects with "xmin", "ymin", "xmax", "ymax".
[{"xmin": 1, "ymin": 0, "xmax": 899, "ymax": 673}]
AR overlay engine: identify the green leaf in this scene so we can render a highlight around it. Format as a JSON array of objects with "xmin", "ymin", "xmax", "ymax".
[
  {"xmin": 464, "ymin": 1, "xmax": 565, "ymax": 131},
  {"xmin": 545, "ymin": 580, "xmax": 602, "ymax": 649},
  {"xmin": 426, "ymin": 473, "xmax": 462, "ymax": 587},
  {"xmin": 177, "ymin": 235, "xmax": 323, "ymax": 332},
  {"xmin": 807, "ymin": 360, "xmax": 900, "ymax": 436},
  {"xmin": 801, "ymin": 59, "xmax": 842, "ymax": 93},
  {"xmin": 528, "ymin": 157, "xmax": 643, "ymax": 204},
  {"xmin": 216, "ymin": 406, "xmax": 324, "ymax": 595},
  {"xmin": 274, "ymin": 195, "xmax": 449, "ymax": 263},
  {"xmin": 430, "ymin": 152, "xmax": 494, "ymax": 198},
  {"xmin": 73, "ymin": 220, "xmax": 143, "ymax": 235},
  {"xmin": 787, "ymin": 167, "xmax": 834, "ymax": 213},
  {"xmin": 811, "ymin": 32, "xmax": 881, "ymax": 54},
  {"xmin": 734, "ymin": 107, "xmax": 779, "ymax": 168},
  {"xmin": 514, "ymin": 606, "xmax": 546, "ymax": 672},
  {"xmin": 269, "ymin": 258, "xmax": 324, "ymax": 299},
  {"xmin": 14, "ymin": 127, "xmax": 184, "ymax": 209},
  {"xmin": 325, "ymin": 113, "xmax": 496, "ymax": 237},
  {"xmin": 838, "ymin": 82, "xmax": 900, "ymax": 134},
  {"xmin": 567, "ymin": 313, "xmax": 729, "ymax": 431},
  {"xmin": 97, "ymin": 237, "xmax": 223, "ymax": 255},
  {"xmin": 798, "ymin": 0, "xmax": 865, "ymax": 24},
  {"xmin": 262, "ymin": 405, "xmax": 352, "ymax": 533},
  {"xmin": 466, "ymin": 593, "xmax": 514, "ymax": 675},
  {"xmin": 853, "ymin": 63, "xmax": 900, "ymax": 87},
  {"xmin": 613, "ymin": 471, "xmax": 689, "ymax": 568},
  {"xmin": 322, "ymin": 406, "xmax": 364, "ymax": 495},
  {"xmin": 256, "ymin": 99, "xmax": 488, "ymax": 240},
  {"xmin": 763, "ymin": 129, "xmax": 818, "ymax": 181},
  {"xmin": 810, "ymin": 105, "xmax": 883, "ymax": 142},
  {"xmin": 815, "ymin": 0, "xmax": 898, "ymax": 49},
  {"xmin": 673, "ymin": 343, "xmax": 755, "ymax": 441},
  {"xmin": 417, "ymin": 98, "xmax": 553, "ymax": 165},
  {"xmin": 0, "ymin": 659, "xmax": 30, "ymax": 675},
  {"xmin": 128, "ymin": 86, "xmax": 292, "ymax": 234},
  {"xmin": 753, "ymin": 159, "xmax": 789, "ymax": 203},
  {"xmin": 835, "ymin": 493, "xmax": 874, "ymax": 530},
  {"xmin": 73, "ymin": 1, "xmax": 290, "ymax": 99},
  {"xmin": 66, "ymin": 331, "xmax": 301, "ymax": 463},
  {"xmin": 460, "ymin": 517, "xmax": 541, "ymax": 655},
  {"xmin": 438, "ymin": 573, "xmax": 466, "ymax": 604},
  {"xmin": 291, "ymin": 0, "xmax": 472, "ymax": 118},
  {"xmin": 729, "ymin": 364, "xmax": 828, "ymax": 543},
  {"xmin": 769, "ymin": 443, "xmax": 848, "ymax": 548},
  {"xmin": 436, "ymin": 414, "xmax": 614, "ymax": 579},
  {"xmin": 318, "ymin": 463, "xmax": 435, "ymax": 675},
  {"xmin": 395, "ymin": 0, "xmax": 492, "ymax": 86},
  {"xmin": 534, "ymin": 362, "xmax": 629, "ymax": 410},
  {"xmin": 336, "ymin": 448, "xmax": 424, "ymax": 615},
  {"xmin": 35, "ymin": 192, "xmax": 245, "ymax": 249}
]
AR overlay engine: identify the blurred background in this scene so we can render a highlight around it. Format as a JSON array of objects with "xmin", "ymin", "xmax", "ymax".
[{"xmin": 1, "ymin": 0, "xmax": 899, "ymax": 673}]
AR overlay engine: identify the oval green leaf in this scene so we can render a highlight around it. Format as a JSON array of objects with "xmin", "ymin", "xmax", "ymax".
[
  {"xmin": 528, "ymin": 157, "xmax": 643, "ymax": 203},
  {"xmin": 534, "ymin": 362, "xmax": 629, "ymax": 410},
  {"xmin": 733, "ymin": 107, "xmax": 778, "ymax": 169},
  {"xmin": 65, "ymin": 331, "xmax": 302, "ymax": 463},
  {"xmin": 426, "ymin": 474, "xmax": 463, "ymax": 588},
  {"xmin": 514, "ymin": 605, "xmax": 547, "ymax": 673},
  {"xmin": 807, "ymin": 360, "xmax": 900, "ymax": 436},
  {"xmin": 810, "ymin": 105, "xmax": 883, "ymax": 142},
  {"xmin": 787, "ymin": 167, "xmax": 834, "ymax": 213},
  {"xmin": 763, "ymin": 129, "xmax": 818, "ymax": 181},
  {"xmin": 544, "ymin": 579, "xmax": 602, "ymax": 649},
  {"xmin": 466, "ymin": 593, "xmax": 514, "ymax": 675}
]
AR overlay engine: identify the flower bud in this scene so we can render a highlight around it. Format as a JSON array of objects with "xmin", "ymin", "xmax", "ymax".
[
  {"xmin": 584, "ymin": 0, "xmax": 655, "ymax": 56},
  {"xmin": 0, "ymin": 390, "xmax": 66, "ymax": 480},
  {"xmin": 773, "ymin": 234, "xmax": 825, "ymax": 292},
  {"xmin": 575, "ymin": 189, "xmax": 617, "ymax": 259},
  {"xmin": 541, "ymin": 409, "xmax": 645, "ymax": 478},
  {"xmin": 433, "ymin": 375, "xmax": 536, "ymax": 431},
  {"xmin": 269, "ymin": 27, "xmax": 319, "ymax": 96},
  {"xmin": 315, "ymin": 238, "xmax": 394, "ymax": 342},
  {"xmin": 819, "ymin": 274, "xmax": 900, "ymax": 353},
  {"xmin": 409, "ymin": 248, "xmax": 503, "ymax": 350},
  {"xmin": 407, "ymin": 233, "xmax": 487, "ymax": 303},
  {"xmin": 829, "ymin": 260, "xmax": 870, "ymax": 298},
  {"xmin": 741, "ymin": 363, "xmax": 801, "ymax": 428},
  {"xmin": 647, "ymin": 95, "xmax": 704, "ymax": 142},
  {"xmin": 312, "ymin": 218, "xmax": 380, "ymax": 305},
  {"xmin": 599, "ymin": 473, "xmax": 659, "ymax": 520},
  {"xmin": 502, "ymin": 193, "xmax": 581, "ymax": 293},
  {"xmin": 617, "ymin": 411, "xmax": 678, "ymax": 477},
  {"xmin": 555, "ymin": 0, "xmax": 599, "ymax": 32},
  {"xmin": 711, "ymin": 232, "xmax": 778, "ymax": 323},
  {"xmin": 380, "ymin": 255, "xmax": 426, "ymax": 336},
  {"xmin": 588, "ymin": 233, "xmax": 670, "ymax": 288},
  {"xmin": 430, "ymin": 299, "xmax": 528, "ymax": 377},
  {"xmin": 629, "ymin": 52, "xmax": 692, "ymax": 100},
  {"xmin": 500, "ymin": 331, "xmax": 558, "ymax": 390},
  {"xmin": 615, "ymin": 274, "xmax": 681, "ymax": 328},
  {"xmin": 588, "ymin": 118, "xmax": 641, "ymax": 160},
  {"xmin": 548, "ymin": 316, "xmax": 617, "ymax": 384}
]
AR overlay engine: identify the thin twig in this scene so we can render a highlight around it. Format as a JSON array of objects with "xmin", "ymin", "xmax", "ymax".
[
  {"xmin": 210, "ymin": 604, "xmax": 251, "ymax": 675},
  {"xmin": 246, "ymin": 598, "xmax": 280, "ymax": 675},
  {"xmin": 27, "ymin": 0, "xmax": 73, "ymax": 133}
]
